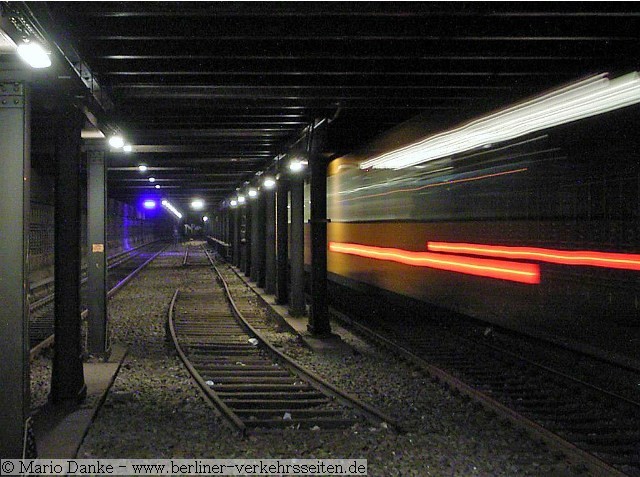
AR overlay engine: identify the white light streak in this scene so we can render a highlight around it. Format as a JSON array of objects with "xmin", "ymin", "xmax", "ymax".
[
  {"xmin": 161, "ymin": 199, "xmax": 182, "ymax": 219},
  {"xmin": 360, "ymin": 72, "xmax": 640, "ymax": 170}
]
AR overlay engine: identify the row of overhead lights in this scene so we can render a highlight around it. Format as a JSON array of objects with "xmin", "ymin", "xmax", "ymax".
[
  {"xmin": 227, "ymin": 158, "xmax": 306, "ymax": 208},
  {"xmin": 13, "ymin": 38, "xmax": 208, "ymax": 223}
]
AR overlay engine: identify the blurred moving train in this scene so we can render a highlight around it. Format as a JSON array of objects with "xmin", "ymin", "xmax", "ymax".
[{"xmin": 322, "ymin": 73, "xmax": 640, "ymax": 367}]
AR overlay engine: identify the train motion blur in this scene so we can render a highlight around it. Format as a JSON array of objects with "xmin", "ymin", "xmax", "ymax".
[{"xmin": 325, "ymin": 73, "xmax": 640, "ymax": 366}]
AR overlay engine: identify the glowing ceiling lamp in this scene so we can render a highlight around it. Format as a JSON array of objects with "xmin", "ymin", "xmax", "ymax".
[
  {"xmin": 123, "ymin": 144, "xmax": 133, "ymax": 153},
  {"xmin": 17, "ymin": 41, "xmax": 51, "ymax": 68},
  {"xmin": 138, "ymin": 164, "xmax": 148, "ymax": 172},
  {"xmin": 202, "ymin": 216, "xmax": 209, "ymax": 222},
  {"xmin": 161, "ymin": 199, "xmax": 182, "ymax": 219},
  {"xmin": 289, "ymin": 159, "xmax": 306, "ymax": 172},
  {"xmin": 142, "ymin": 200, "xmax": 156, "ymax": 209},
  {"xmin": 248, "ymin": 188, "xmax": 258, "ymax": 198},
  {"xmin": 191, "ymin": 199, "xmax": 204, "ymax": 210},
  {"xmin": 428, "ymin": 241, "xmax": 640, "ymax": 272},
  {"xmin": 237, "ymin": 195, "xmax": 246, "ymax": 204},
  {"xmin": 230, "ymin": 200, "xmax": 238, "ymax": 207},
  {"xmin": 263, "ymin": 177, "xmax": 276, "ymax": 189},
  {"xmin": 329, "ymin": 242, "xmax": 540, "ymax": 284},
  {"xmin": 108, "ymin": 135, "xmax": 125, "ymax": 149},
  {"xmin": 148, "ymin": 177, "xmax": 156, "ymax": 183},
  {"xmin": 360, "ymin": 72, "xmax": 640, "ymax": 170}
]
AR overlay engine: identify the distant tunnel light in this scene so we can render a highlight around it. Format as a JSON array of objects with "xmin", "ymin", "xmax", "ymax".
[
  {"xmin": 108, "ymin": 135, "xmax": 125, "ymax": 149},
  {"xmin": 428, "ymin": 242, "xmax": 640, "ymax": 271},
  {"xmin": 360, "ymin": 72, "xmax": 640, "ymax": 169},
  {"xmin": 191, "ymin": 199, "xmax": 204, "ymax": 210},
  {"xmin": 161, "ymin": 200, "xmax": 182, "ymax": 219},
  {"xmin": 202, "ymin": 216, "xmax": 209, "ymax": 222},
  {"xmin": 17, "ymin": 42, "xmax": 51, "ymax": 68},
  {"xmin": 143, "ymin": 200, "xmax": 156, "ymax": 209},
  {"xmin": 237, "ymin": 195, "xmax": 246, "ymax": 204},
  {"xmin": 329, "ymin": 242, "xmax": 540, "ymax": 284},
  {"xmin": 123, "ymin": 144, "xmax": 133, "ymax": 153},
  {"xmin": 138, "ymin": 164, "xmax": 148, "ymax": 172},
  {"xmin": 248, "ymin": 188, "xmax": 258, "ymax": 198},
  {"xmin": 148, "ymin": 177, "xmax": 156, "ymax": 183},
  {"xmin": 289, "ymin": 159, "xmax": 306, "ymax": 172},
  {"xmin": 263, "ymin": 177, "xmax": 276, "ymax": 189},
  {"xmin": 230, "ymin": 200, "xmax": 238, "ymax": 207},
  {"xmin": 155, "ymin": 184, "xmax": 160, "ymax": 189}
]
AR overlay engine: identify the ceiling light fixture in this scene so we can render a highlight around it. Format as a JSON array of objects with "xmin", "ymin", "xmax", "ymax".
[
  {"xmin": 138, "ymin": 164, "xmax": 148, "ymax": 172},
  {"xmin": 289, "ymin": 159, "xmax": 306, "ymax": 172},
  {"xmin": 263, "ymin": 177, "xmax": 276, "ymax": 189},
  {"xmin": 108, "ymin": 135, "xmax": 125, "ymax": 149},
  {"xmin": 230, "ymin": 200, "xmax": 238, "ymax": 207},
  {"xmin": 161, "ymin": 199, "xmax": 182, "ymax": 219},
  {"xmin": 16, "ymin": 41, "xmax": 51, "ymax": 69},
  {"xmin": 248, "ymin": 188, "xmax": 258, "ymax": 198},
  {"xmin": 202, "ymin": 216, "xmax": 209, "ymax": 222},
  {"xmin": 191, "ymin": 199, "xmax": 204, "ymax": 210},
  {"xmin": 148, "ymin": 177, "xmax": 156, "ymax": 183},
  {"xmin": 360, "ymin": 72, "xmax": 640, "ymax": 170},
  {"xmin": 123, "ymin": 145, "xmax": 133, "ymax": 153},
  {"xmin": 237, "ymin": 195, "xmax": 246, "ymax": 204}
]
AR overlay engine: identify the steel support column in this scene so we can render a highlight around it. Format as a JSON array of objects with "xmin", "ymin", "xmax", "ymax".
[
  {"xmin": 307, "ymin": 121, "xmax": 331, "ymax": 336},
  {"xmin": 264, "ymin": 187, "xmax": 276, "ymax": 294},
  {"xmin": 87, "ymin": 150, "xmax": 109, "ymax": 356},
  {"xmin": 51, "ymin": 104, "xmax": 87, "ymax": 403},
  {"xmin": 233, "ymin": 205, "xmax": 240, "ymax": 267},
  {"xmin": 243, "ymin": 201, "xmax": 252, "ymax": 277},
  {"xmin": 276, "ymin": 177, "xmax": 289, "ymax": 305},
  {"xmin": 289, "ymin": 175, "xmax": 306, "ymax": 316},
  {"xmin": 253, "ymin": 192, "xmax": 266, "ymax": 287},
  {"xmin": 0, "ymin": 79, "xmax": 31, "ymax": 458},
  {"xmin": 250, "ymin": 196, "xmax": 259, "ymax": 281}
]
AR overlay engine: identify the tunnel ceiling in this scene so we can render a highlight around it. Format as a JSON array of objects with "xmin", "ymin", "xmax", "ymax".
[{"xmin": 4, "ymin": 2, "xmax": 640, "ymax": 211}]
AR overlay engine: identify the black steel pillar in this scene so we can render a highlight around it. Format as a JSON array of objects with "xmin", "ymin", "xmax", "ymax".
[
  {"xmin": 243, "ymin": 200, "xmax": 252, "ymax": 277},
  {"xmin": 225, "ymin": 206, "xmax": 231, "ymax": 261},
  {"xmin": 289, "ymin": 175, "xmax": 306, "ymax": 316},
  {"xmin": 87, "ymin": 150, "xmax": 109, "ymax": 356},
  {"xmin": 308, "ymin": 121, "xmax": 331, "ymax": 336},
  {"xmin": 249, "ymin": 194, "xmax": 259, "ymax": 281},
  {"xmin": 233, "ymin": 205, "xmax": 240, "ymax": 267},
  {"xmin": 264, "ymin": 186, "xmax": 276, "ymax": 294},
  {"xmin": 51, "ymin": 104, "xmax": 87, "ymax": 403},
  {"xmin": 253, "ymin": 192, "xmax": 266, "ymax": 287},
  {"xmin": 276, "ymin": 177, "xmax": 289, "ymax": 304},
  {"xmin": 0, "ymin": 78, "xmax": 31, "ymax": 458},
  {"xmin": 239, "ymin": 203, "xmax": 247, "ymax": 271}
]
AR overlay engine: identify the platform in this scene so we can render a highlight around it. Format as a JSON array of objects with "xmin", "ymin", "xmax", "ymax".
[{"xmin": 32, "ymin": 344, "xmax": 127, "ymax": 458}]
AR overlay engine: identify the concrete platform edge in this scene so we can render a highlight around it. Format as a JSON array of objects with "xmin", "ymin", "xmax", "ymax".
[{"xmin": 34, "ymin": 343, "xmax": 128, "ymax": 458}]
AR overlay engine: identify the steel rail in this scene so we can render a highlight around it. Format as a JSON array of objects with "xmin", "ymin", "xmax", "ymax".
[
  {"xmin": 330, "ymin": 307, "xmax": 631, "ymax": 477},
  {"xmin": 29, "ymin": 242, "xmax": 168, "ymax": 361},
  {"xmin": 207, "ymin": 249, "xmax": 401, "ymax": 432},
  {"xmin": 167, "ymin": 288, "xmax": 247, "ymax": 435}
]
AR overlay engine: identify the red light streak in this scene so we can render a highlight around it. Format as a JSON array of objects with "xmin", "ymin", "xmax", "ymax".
[
  {"xmin": 329, "ymin": 242, "xmax": 540, "ymax": 284},
  {"xmin": 427, "ymin": 242, "xmax": 640, "ymax": 271}
]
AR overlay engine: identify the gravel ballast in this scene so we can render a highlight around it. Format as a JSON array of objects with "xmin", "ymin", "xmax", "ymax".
[{"xmin": 33, "ymin": 243, "xmax": 584, "ymax": 475}]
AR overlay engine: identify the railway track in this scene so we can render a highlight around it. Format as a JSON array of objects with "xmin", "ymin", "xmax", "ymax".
[
  {"xmin": 29, "ymin": 241, "xmax": 167, "ymax": 354},
  {"xmin": 330, "ymin": 304, "xmax": 640, "ymax": 477},
  {"xmin": 169, "ymin": 246, "xmax": 396, "ymax": 435}
]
